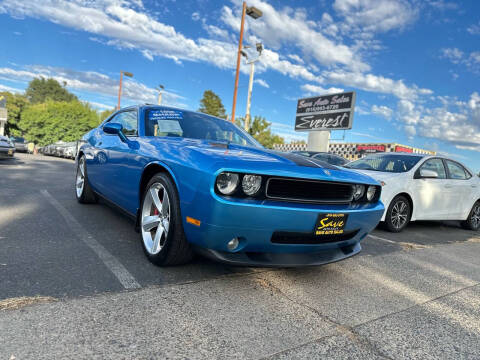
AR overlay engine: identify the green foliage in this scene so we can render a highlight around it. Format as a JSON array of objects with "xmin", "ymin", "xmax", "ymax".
[
  {"xmin": 0, "ymin": 91, "xmax": 28, "ymax": 137},
  {"xmin": 237, "ymin": 116, "xmax": 284, "ymax": 149},
  {"xmin": 25, "ymin": 77, "xmax": 78, "ymax": 104},
  {"xmin": 198, "ymin": 90, "xmax": 227, "ymax": 119},
  {"xmin": 99, "ymin": 108, "xmax": 115, "ymax": 122},
  {"xmin": 18, "ymin": 100, "xmax": 100, "ymax": 145}
]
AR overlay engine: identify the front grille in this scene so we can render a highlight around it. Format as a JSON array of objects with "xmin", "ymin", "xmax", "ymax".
[
  {"xmin": 266, "ymin": 178, "xmax": 353, "ymax": 204},
  {"xmin": 271, "ymin": 230, "xmax": 359, "ymax": 244}
]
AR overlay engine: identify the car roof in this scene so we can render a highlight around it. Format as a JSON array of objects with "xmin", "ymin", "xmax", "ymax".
[{"xmin": 364, "ymin": 152, "xmax": 428, "ymax": 158}]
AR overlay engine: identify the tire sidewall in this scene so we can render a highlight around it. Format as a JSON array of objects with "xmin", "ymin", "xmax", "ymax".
[
  {"xmin": 386, "ymin": 196, "xmax": 411, "ymax": 232},
  {"xmin": 75, "ymin": 156, "xmax": 86, "ymax": 201},
  {"xmin": 467, "ymin": 201, "xmax": 480, "ymax": 231},
  {"xmin": 140, "ymin": 173, "xmax": 179, "ymax": 263}
]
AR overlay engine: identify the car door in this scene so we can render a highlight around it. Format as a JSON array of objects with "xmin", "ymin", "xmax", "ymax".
[
  {"xmin": 444, "ymin": 159, "xmax": 474, "ymax": 219},
  {"xmin": 100, "ymin": 109, "xmax": 142, "ymax": 214},
  {"xmin": 411, "ymin": 158, "xmax": 451, "ymax": 220}
]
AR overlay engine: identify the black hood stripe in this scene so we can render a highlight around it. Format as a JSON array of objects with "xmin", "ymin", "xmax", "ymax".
[{"xmin": 268, "ymin": 151, "xmax": 337, "ymax": 169}]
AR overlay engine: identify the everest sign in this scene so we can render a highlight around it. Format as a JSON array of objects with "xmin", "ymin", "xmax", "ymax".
[{"xmin": 295, "ymin": 91, "xmax": 356, "ymax": 131}]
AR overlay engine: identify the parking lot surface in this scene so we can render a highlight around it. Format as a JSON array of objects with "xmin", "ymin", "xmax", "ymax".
[{"xmin": 1, "ymin": 153, "xmax": 479, "ymax": 359}]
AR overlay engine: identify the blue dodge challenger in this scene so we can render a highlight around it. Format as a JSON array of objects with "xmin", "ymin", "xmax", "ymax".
[{"xmin": 76, "ymin": 105, "xmax": 384, "ymax": 266}]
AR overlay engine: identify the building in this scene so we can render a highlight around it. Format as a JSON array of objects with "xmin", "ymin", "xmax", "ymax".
[{"xmin": 273, "ymin": 142, "xmax": 436, "ymax": 161}]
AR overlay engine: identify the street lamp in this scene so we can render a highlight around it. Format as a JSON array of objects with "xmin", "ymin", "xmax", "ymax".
[
  {"xmin": 243, "ymin": 42, "xmax": 262, "ymax": 131},
  {"xmin": 156, "ymin": 85, "xmax": 165, "ymax": 105},
  {"xmin": 117, "ymin": 70, "xmax": 133, "ymax": 110},
  {"xmin": 230, "ymin": 2, "xmax": 262, "ymax": 123}
]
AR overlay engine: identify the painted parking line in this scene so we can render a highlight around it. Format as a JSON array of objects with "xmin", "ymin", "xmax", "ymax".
[
  {"xmin": 368, "ymin": 234, "xmax": 397, "ymax": 244},
  {"xmin": 40, "ymin": 190, "xmax": 141, "ymax": 290}
]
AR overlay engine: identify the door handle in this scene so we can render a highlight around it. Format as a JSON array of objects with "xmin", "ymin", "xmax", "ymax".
[
  {"xmin": 444, "ymin": 184, "xmax": 452, "ymax": 189},
  {"xmin": 98, "ymin": 141, "xmax": 102, "ymax": 146},
  {"xmin": 472, "ymin": 185, "xmax": 478, "ymax": 188}
]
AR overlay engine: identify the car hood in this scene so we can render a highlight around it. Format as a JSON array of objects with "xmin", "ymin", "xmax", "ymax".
[
  {"xmin": 145, "ymin": 138, "xmax": 380, "ymax": 185},
  {"xmin": 0, "ymin": 140, "xmax": 13, "ymax": 148}
]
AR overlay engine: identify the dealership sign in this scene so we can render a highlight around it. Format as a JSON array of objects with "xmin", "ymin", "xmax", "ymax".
[
  {"xmin": 295, "ymin": 91, "xmax": 356, "ymax": 131},
  {"xmin": 357, "ymin": 144, "xmax": 385, "ymax": 153}
]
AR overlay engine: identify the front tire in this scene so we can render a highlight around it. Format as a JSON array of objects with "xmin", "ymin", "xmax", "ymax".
[
  {"xmin": 75, "ymin": 155, "xmax": 97, "ymax": 204},
  {"xmin": 140, "ymin": 173, "xmax": 193, "ymax": 266},
  {"xmin": 384, "ymin": 195, "xmax": 411, "ymax": 232},
  {"xmin": 461, "ymin": 201, "xmax": 480, "ymax": 231}
]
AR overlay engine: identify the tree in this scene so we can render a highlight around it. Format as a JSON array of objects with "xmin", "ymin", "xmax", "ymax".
[
  {"xmin": 0, "ymin": 91, "xmax": 28, "ymax": 137},
  {"xmin": 18, "ymin": 100, "xmax": 100, "ymax": 145},
  {"xmin": 237, "ymin": 116, "xmax": 284, "ymax": 149},
  {"xmin": 25, "ymin": 77, "xmax": 78, "ymax": 104},
  {"xmin": 198, "ymin": 90, "xmax": 227, "ymax": 118}
]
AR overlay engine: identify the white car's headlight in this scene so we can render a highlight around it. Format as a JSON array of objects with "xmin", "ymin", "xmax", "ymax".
[
  {"xmin": 366, "ymin": 185, "xmax": 376, "ymax": 201},
  {"xmin": 352, "ymin": 184, "xmax": 365, "ymax": 200},
  {"xmin": 216, "ymin": 172, "xmax": 240, "ymax": 195},
  {"xmin": 242, "ymin": 175, "xmax": 262, "ymax": 196}
]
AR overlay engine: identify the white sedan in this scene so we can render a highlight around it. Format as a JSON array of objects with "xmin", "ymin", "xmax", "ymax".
[{"xmin": 346, "ymin": 153, "xmax": 480, "ymax": 232}]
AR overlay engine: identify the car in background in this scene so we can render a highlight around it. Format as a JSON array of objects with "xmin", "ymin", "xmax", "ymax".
[
  {"xmin": 290, "ymin": 151, "xmax": 348, "ymax": 166},
  {"xmin": 76, "ymin": 105, "xmax": 384, "ymax": 267},
  {"xmin": 0, "ymin": 135, "xmax": 15, "ymax": 158},
  {"xmin": 10, "ymin": 136, "xmax": 28, "ymax": 153},
  {"xmin": 346, "ymin": 153, "xmax": 480, "ymax": 232}
]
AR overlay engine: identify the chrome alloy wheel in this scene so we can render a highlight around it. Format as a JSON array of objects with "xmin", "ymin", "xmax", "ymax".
[
  {"xmin": 76, "ymin": 157, "xmax": 85, "ymax": 198},
  {"xmin": 141, "ymin": 183, "xmax": 170, "ymax": 255},
  {"xmin": 471, "ymin": 204, "xmax": 480, "ymax": 229},
  {"xmin": 391, "ymin": 200, "xmax": 408, "ymax": 230}
]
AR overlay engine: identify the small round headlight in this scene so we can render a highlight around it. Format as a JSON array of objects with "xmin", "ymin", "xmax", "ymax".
[
  {"xmin": 242, "ymin": 174, "xmax": 262, "ymax": 196},
  {"xmin": 366, "ymin": 185, "xmax": 376, "ymax": 201},
  {"xmin": 352, "ymin": 184, "xmax": 365, "ymax": 201},
  {"xmin": 216, "ymin": 172, "xmax": 239, "ymax": 195}
]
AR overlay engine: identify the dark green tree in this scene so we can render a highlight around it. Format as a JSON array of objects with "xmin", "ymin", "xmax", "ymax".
[
  {"xmin": 236, "ymin": 116, "xmax": 284, "ymax": 149},
  {"xmin": 198, "ymin": 90, "xmax": 227, "ymax": 118},
  {"xmin": 0, "ymin": 91, "xmax": 28, "ymax": 137},
  {"xmin": 25, "ymin": 77, "xmax": 78, "ymax": 104},
  {"xmin": 18, "ymin": 100, "xmax": 100, "ymax": 145}
]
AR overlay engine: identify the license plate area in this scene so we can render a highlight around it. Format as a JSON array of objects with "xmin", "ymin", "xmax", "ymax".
[{"xmin": 315, "ymin": 213, "xmax": 348, "ymax": 236}]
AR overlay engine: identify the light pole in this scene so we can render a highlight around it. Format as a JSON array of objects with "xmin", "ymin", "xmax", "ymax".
[
  {"xmin": 156, "ymin": 85, "xmax": 165, "ymax": 105},
  {"xmin": 230, "ymin": 2, "xmax": 262, "ymax": 123},
  {"xmin": 242, "ymin": 42, "xmax": 263, "ymax": 131},
  {"xmin": 117, "ymin": 70, "xmax": 133, "ymax": 110}
]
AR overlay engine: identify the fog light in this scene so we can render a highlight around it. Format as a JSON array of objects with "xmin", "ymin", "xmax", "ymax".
[{"xmin": 227, "ymin": 238, "xmax": 239, "ymax": 251}]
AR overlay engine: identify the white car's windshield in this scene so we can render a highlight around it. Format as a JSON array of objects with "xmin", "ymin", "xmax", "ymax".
[{"xmin": 347, "ymin": 154, "xmax": 423, "ymax": 173}]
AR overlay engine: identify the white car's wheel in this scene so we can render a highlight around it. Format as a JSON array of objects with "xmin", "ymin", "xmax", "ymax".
[
  {"xmin": 462, "ymin": 201, "xmax": 480, "ymax": 231},
  {"xmin": 384, "ymin": 195, "xmax": 411, "ymax": 232}
]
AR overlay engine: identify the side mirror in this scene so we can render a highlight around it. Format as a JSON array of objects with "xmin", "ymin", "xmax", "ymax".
[
  {"xmin": 103, "ymin": 122, "xmax": 128, "ymax": 142},
  {"xmin": 419, "ymin": 169, "xmax": 439, "ymax": 178}
]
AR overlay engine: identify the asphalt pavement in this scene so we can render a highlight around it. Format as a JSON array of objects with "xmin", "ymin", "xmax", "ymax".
[{"xmin": 1, "ymin": 153, "xmax": 479, "ymax": 359}]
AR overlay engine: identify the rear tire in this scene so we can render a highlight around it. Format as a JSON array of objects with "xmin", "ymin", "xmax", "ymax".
[
  {"xmin": 75, "ymin": 155, "xmax": 97, "ymax": 204},
  {"xmin": 461, "ymin": 201, "xmax": 480, "ymax": 231},
  {"xmin": 139, "ymin": 173, "xmax": 193, "ymax": 266},
  {"xmin": 384, "ymin": 195, "xmax": 411, "ymax": 233}
]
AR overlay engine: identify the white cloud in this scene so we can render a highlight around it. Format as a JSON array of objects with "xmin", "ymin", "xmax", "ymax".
[
  {"xmin": 441, "ymin": 48, "xmax": 480, "ymax": 73},
  {"xmin": 191, "ymin": 12, "xmax": 200, "ymax": 21},
  {"xmin": 371, "ymin": 104, "xmax": 393, "ymax": 120},
  {"xmin": 0, "ymin": 65, "xmax": 186, "ymax": 107},
  {"xmin": 440, "ymin": 47, "xmax": 464, "ymax": 64},
  {"xmin": 467, "ymin": 21, "xmax": 480, "ymax": 35},
  {"xmin": 333, "ymin": 0, "xmax": 417, "ymax": 35},
  {"xmin": 254, "ymin": 79, "xmax": 269, "ymax": 88},
  {"xmin": 300, "ymin": 84, "xmax": 344, "ymax": 95},
  {"xmin": 0, "ymin": 83, "xmax": 23, "ymax": 93}
]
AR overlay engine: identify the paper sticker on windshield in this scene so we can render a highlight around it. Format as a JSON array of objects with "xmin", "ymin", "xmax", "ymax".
[
  {"xmin": 149, "ymin": 109, "xmax": 183, "ymax": 121},
  {"xmin": 157, "ymin": 120, "xmax": 183, "ymax": 135}
]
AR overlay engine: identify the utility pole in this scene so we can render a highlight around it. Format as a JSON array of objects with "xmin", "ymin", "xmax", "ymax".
[
  {"xmin": 117, "ymin": 71, "xmax": 133, "ymax": 110},
  {"xmin": 231, "ymin": 3, "xmax": 262, "ymax": 123},
  {"xmin": 156, "ymin": 85, "xmax": 165, "ymax": 105},
  {"xmin": 245, "ymin": 61, "xmax": 255, "ymax": 131}
]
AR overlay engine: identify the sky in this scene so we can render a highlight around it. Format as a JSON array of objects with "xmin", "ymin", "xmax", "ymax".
[{"xmin": 0, "ymin": 0, "xmax": 479, "ymax": 171}]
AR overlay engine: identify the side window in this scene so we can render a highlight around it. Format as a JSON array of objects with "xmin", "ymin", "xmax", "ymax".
[
  {"xmin": 420, "ymin": 159, "xmax": 447, "ymax": 179},
  {"xmin": 445, "ymin": 160, "xmax": 468, "ymax": 180},
  {"xmin": 110, "ymin": 111, "xmax": 138, "ymax": 136}
]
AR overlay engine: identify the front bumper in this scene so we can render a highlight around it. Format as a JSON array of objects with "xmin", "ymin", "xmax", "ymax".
[
  {"xmin": 182, "ymin": 194, "xmax": 384, "ymax": 267},
  {"xmin": 0, "ymin": 147, "xmax": 15, "ymax": 158}
]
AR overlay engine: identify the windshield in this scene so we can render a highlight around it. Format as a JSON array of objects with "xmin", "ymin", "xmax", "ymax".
[
  {"xmin": 313, "ymin": 153, "xmax": 348, "ymax": 166},
  {"xmin": 145, "ymin": 108, "xmax": 261, "ymax": 148},
  {"xmin": 12, "ymin": 137, "xmax": 25, "ymax": 142},
  {"xmin": 347, "ymin": 154, "xmax": 423, "ymax": 173}
]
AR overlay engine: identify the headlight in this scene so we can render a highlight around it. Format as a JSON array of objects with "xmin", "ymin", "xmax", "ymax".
[
  {"xmin": 242, "ymin": 174, "xmax": 262, "ymax": 196},
  {"xmin": 352, "ymin": 184, "xmax": 365, "ymax": 201},
  {"xmin": 366, "ymin": 185, "xmax": 376, "ymax": 201},
  {"xmin": 216, "ymin": 172, "xmax": 239, "ymax": 195}
]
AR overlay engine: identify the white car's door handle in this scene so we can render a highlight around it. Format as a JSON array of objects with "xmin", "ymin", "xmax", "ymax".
[
  {"xmin": 472, "ymin": 185, "xmax": 478, "ymax": 188},
  {"xmin": 444, "ymin": 184, "xmax": 452, "ymax": 189}
]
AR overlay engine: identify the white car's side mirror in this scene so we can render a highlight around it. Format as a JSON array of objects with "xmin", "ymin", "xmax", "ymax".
[{"xmin": 419, "ymin": 169, "xmax": 439, "ymax": 178}]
